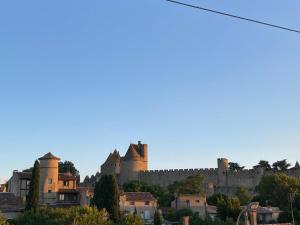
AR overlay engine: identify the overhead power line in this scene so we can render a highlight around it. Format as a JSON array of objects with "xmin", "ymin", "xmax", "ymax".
[{"xmin": 166, "ymin": 0, "xmax": 300, "ymax": 34}]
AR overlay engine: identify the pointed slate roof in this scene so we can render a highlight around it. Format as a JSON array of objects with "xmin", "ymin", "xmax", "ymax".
[
  {"xmin": 38, "ymin": 152, "xmax": 60, "ymax": 161},
  {"xmin": 295, "ymin": 161, "xmax": 300, "ymax": 168},
  {"xmin": 123, "ymin": 144, "xmax": 142, "ymax": 160},
  {"xmin": 103, "ymin": 149, "xmax": 120, "ymax": 164}
]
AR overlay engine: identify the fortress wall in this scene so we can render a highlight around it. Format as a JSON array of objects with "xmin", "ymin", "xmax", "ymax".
[
  {"xmin": 286, "ymin": 168, "xmax": 300, "ymax": 179},
  {"xmin": 225, "ymin": 169, "xmax": 264, "ymax": 189},
  {"xmin": 138, "ymin": 168, "xmax": 218, "ymax": 187}
]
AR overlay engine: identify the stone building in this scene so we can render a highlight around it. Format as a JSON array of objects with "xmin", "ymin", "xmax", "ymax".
[
  {"xmin": 7, "ymin": 152, "xmax": 90, "ymax": 207},
  {"xmin": 83, "ymin": 141, "xmax": 300, "ymax": 196},
  {"xmin": 171, "ymin": 194, "xmax": 206, "ymax": 217},
  {"xmin": 120, "ymin": 192, "xmax": 157, "ymax": 223}
]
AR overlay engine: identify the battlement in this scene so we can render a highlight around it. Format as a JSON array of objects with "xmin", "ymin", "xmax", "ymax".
[{"xmin": 140, "ymin": 168, "xmax": 218, "ymax": 175}]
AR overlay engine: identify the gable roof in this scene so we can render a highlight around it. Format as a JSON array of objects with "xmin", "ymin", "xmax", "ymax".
[
  {"xmin": 38, "ymin": 152, "xmax": 60, "ymax": 161},
  {"xmin": 122, "ymin": 192, "xmax": 156, "ymax": 202}
]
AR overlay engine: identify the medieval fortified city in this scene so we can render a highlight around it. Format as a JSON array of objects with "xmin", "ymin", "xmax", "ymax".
[
  {"xmin": 1, "ymin": 141, "xmax": 300, "ymax": 225},
  {"xmin": 1, "ymin": 1, "xmax": 299, "ymax": 225}
]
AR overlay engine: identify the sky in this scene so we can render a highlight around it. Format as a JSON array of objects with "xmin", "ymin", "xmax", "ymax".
[{"xmin": 0, "ymin": 0, "xmax": 300, "ymax": 181}]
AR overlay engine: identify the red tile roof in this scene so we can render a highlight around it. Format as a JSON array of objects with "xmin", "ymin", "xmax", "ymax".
[{"xmin": 122, "ymin": 192, "xmax": 156, "ymax": 202}]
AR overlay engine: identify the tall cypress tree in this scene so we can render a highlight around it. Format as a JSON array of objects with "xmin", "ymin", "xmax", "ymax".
[
  {"xmin": 26, "ymin": 160, "xmax": 40, "ymax": 211},
  {"xmin": 154, "ymin": 210, "xmax": 162, "ymax": 225},
  {"xmin": 93, "ymin": 174, "xmax": 120, "ymax": 222}
]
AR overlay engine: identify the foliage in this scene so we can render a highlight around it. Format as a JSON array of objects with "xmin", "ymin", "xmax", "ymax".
[
  {"xmin": 59, "ymin": 161, "xmax": 79, "ymax": 177},
  {"xmin": 0, "ymin": 213, "xmax": 8, "ymax": 225},
  {"xmin": 154, "ymin": 210, "xmax": 162, "ymax": 225},
  {"xmin": 207, "ymin": 193, "xmax": 228, "ymax": 206},
  {"xmin": 123, "ymin": 180, "xmax": 172, "ymax": 207},
  {"xmin": 163, "ymin": 208, "xmax": 235, "ymax": 225},
  {"xmin": 228, "ymin": 162, "xmax": 244, "ymax": 171},
  {"xmin": 278, "ymin": 211, "xmax": 300, "ymax": 225},
  {"xmin": 253, "ymin": 160, "xmax": 271, "ymax": 170},
  {"xmin": 255, "ymin": 173, "xmax": 300, "ymax": 210},
  {"xmin": 168, "ymin": 175, "xmax": 204, "ymax": 195},
  {"xmin": 93, "ymin": 175, "xmax": 120, "ymax": 222},
  {"xmin": 22, "ymin": 167, "xmax": 33, "ymax": 172},
  {"xmin": 235, "ymin": 186, "xmax": 252, "ymax": 205},
  {"xmin": 272, "ymin": 159, "xmax": 291, "ymax": 171},
  {"xmin": 120, "ymin": 214, "xmax": 143, "ymax": 225},
  {"xmin": 217, "ymin": 196, "xmax": 241, "ymax": 221},
  {"xmin": 11, "ymin": 206, "xmax": 109, "ymax": 225},
  {"xmin": 26, "ymin": 160, "xmax": 40, "ymax": 211}
]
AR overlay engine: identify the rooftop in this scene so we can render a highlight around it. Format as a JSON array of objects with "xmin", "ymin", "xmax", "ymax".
[{"xmin": 38, "ymin": 152, "xmax": 61, "ymax": 161}]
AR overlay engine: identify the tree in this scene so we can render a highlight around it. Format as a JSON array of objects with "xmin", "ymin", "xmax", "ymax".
[
  {"xmin": 254, "ymin": 160, "xmax": 271, "ymax": 170},
  {"xmin": 255, "ymin": 173, "xmax": 300, "ymax": 209},
  {"xmin": 168, "ymin": 175, "xmax": 204, "ymax": 195},
  {"xmin": 272, "ymin": 160, "xmax": 291, "ymax": 171},
  {"xmin": 217, "ymin": 196, "xmax": 241, "ymax": 221},
  {"xmin": 0, "ymin": 213, "xmax": 7, "ymax": 225},
  {"xmin": 121, "ymin": 214, "xmax": 143, "ymax": 225},
  {"xmin": 228, "ymin": 162, "xmax": 244, "ymax": 171},
  {"xmin": 93, "ymin": 175, "xmax": 120, "ymax": 222},
  {"xmin": 59, "ymin": 161, "xmax": 79, "ymax": 177},
  {"xmin": 26, "ymin": 160, "xmax": 40, "ymax": 211},
  {"xmin": 235, "ymin": 186, "xmax": 252, "ymax": 206},
  {"xmin": 154, "ymin": 210, "xmax": 162, "ymax": 225},
  {"xmin": 207, "ymin": 193, "xmax": 228, "ymax": 206},
  {"xmin": 123, "ymin": 180, "xmax": 172, "ymax": 207}
]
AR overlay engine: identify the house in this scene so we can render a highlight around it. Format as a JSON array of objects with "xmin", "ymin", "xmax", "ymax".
[
  {"xmin": 256, "ymin": 206, "xmax": 281, "ymax": 224},
  {"xmin": 171, "ymin": 194, "xmax": 206, "ymax": 217},
  {"xmin": 120, "ymin": 192, "xmax": 157, "ymax": 223},
  {"xmin": 0, "ymin": 183, "xmax": 7, "ymax": 193},
  {"xmin": 7, "ymin": 152, "xmax": 90, "ymax": 207}
]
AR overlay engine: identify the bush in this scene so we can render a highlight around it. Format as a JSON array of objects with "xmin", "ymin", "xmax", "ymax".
[
  {"xmin": 120, "ymin": 214, "xmax": 143, "ymax": 225},
  {"xmin": 0, "ymin": 213, "xmax": 8, "ymax": 225},
  {"xmin": 11, "ymin": 206, "xmax": 109, "ymax": 225}
]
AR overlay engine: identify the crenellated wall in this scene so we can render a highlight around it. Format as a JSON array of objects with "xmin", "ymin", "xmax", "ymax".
[{"xmin": 138, "ymin": 168, "xmax": 218, "ymax": 187}]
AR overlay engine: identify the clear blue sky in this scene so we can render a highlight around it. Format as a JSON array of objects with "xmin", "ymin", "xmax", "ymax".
[{"xmin": 1, "ymin": 0, "xmax": 300, "ymax": 181}]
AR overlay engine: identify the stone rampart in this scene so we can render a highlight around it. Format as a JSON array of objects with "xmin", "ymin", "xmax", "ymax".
[{"xmin": 138, "ymin": 168, "xmax": 218, "ymax": 187}]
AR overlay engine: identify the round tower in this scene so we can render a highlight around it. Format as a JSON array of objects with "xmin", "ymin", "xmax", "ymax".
[
  {"xmin": 217, "ymin": 158, "xmax": 229, "ymax": 187},
  {"xmin": 38, "ymin": 152, "xmax": 60, "ymax": 205},
  {"xmin": 119, "ymin": 142, "xmax": 148, "ymax": 184}
]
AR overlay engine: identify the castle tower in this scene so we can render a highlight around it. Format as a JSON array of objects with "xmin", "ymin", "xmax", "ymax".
[
  {"xmin": 101, "ymin": 149, "xmax": 121, "ymax": 175},
  {"xmin": 38, "ymin": 152, "xmax": 60, "ymax": 205},
  {"xmin": 119, "ymin": 141, "xmax": 148, "ymax": 184},
  {"xmin": 217, "ymin": 158, "xmax": 229, "ymax": 187}
]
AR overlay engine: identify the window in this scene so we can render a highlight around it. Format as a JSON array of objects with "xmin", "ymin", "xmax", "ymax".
[
  {"xmin": 48, "ymin": 178, "xmax": 53, "ymax": 184},
  {"xmin": 130, "ymin": 201, "xmax": 135, "ymax": 206},
  {"xmin": 145, "ymin": 201, "xmax": 150, "ymax": 206},
  {"xmin": 196, "ymin": 200, "xmax": 200, "ymax": 203},
  {"xmin": 26, "ymin": 180, "xmax": 31, "ymax": 187},
  {"xmin": 48, "ymin": 190, "xmax": 52, "ymax": 193},
  {"xmin": 186, "ymin": 200, "xmax": 190, "ymax": 208},
  {"xmin": 59, "ymin": 194, "xmax": 65, "ymax": 201},
  {"xmin": 63, "ymin": 181, "xmax": 69, "ymax": 187}
]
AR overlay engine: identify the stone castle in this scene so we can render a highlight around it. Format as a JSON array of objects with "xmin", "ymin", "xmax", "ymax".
[{"xmin": 83, "ymin": 141, "xmax": 300, "ymax": 195}]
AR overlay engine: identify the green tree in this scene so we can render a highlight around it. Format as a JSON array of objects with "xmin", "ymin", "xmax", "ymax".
[
  {"xmin": 26, "ymin": 160, "xmax": 40, "ymax": 211},
  {"xmin": 207, "ymin": 193, "xmax": 228, "ymax": 206},
  {"xmin": 272, "ymin": 160, "xmax": 291, "ymax": 171},
  {"xmin": 217, "ymin": 196, "xmax": 241, "ymax": 221},
  {"xmin": 228, "ymin": 162, "xmax": 244, "ymax": 171},
  {"xmin": 235, "ymin": 186, "xmax": 252, "ymax": 205},
  {"xmin": 255, "ymin": 173, "xmax": 300, "ymax": 209},
  {"xmin": 123, "ymin": 180, "xmax": 172, "ymax": 207},
  {"xmin": 59, "ymin": 161, "xmax": 79, "ymax": 177},
  {"xmin": 93, "ymin": 175, "xmax": 120, "ymax": 222},
  {"xmin": 169, "ymin": 175, "xmax": 204, "ymax": 195},
  {"xmin": 12, "ymin": 206, "xmax": 109, "ymax": 225},
  {"xmin": 154, "ymin": 210, "xmax": 162, "ymax": 225},
  {"xmin": 254, "ymin": 160, "xmax": 271, "ymax": 170},
  {"xmin": 121, "ymin": 214, "xmax": 143, "ymax": 225}
]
